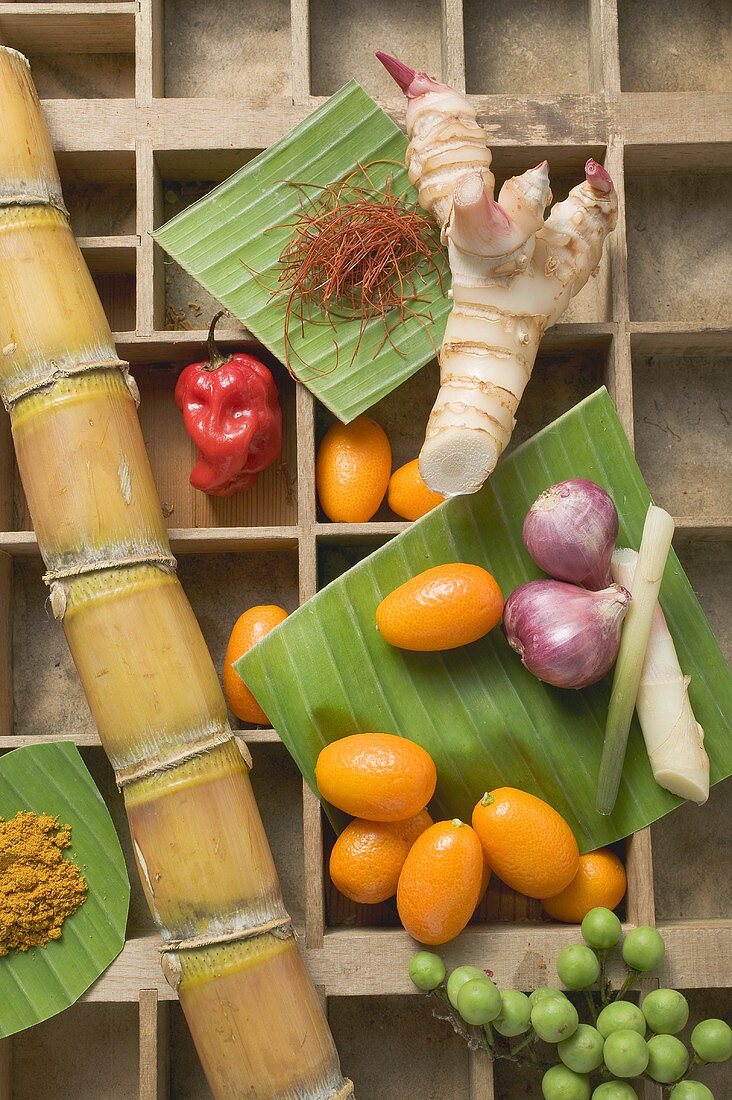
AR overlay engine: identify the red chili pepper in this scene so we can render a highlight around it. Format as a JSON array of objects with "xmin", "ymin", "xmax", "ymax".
[{"xmin": 174, "ymin": 312, "xmax": 282, "ymax": 497}]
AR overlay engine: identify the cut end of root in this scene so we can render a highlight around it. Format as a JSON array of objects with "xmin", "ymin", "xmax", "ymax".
[
  {"xmin": 585, "ymin": 159, "xmax": 614, "ymax": 194},
  {"xmin": 653, "ymin": 764, "xmax": 709, "ymax": 806},
  {"xmin": 454, "ymin": 171, "xmax": 490, "ymax": 209},
  {"xmin": 419, "ymin": 428, "xmax": 499, "ymax": 498},
  {"xmin": 450, "ymin": 173, "xmax": 522, "ymax": 256}
]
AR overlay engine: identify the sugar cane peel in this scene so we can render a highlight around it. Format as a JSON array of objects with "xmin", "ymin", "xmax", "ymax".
[
  {"xmin": 611, "ymin": 547, "xmax": 709, "ymax": 805},
  {"xmin": 377, "ymin": 54, "xmax": 618, "ymax": 497},
  {"xmin": 596, "ymin": 506, "xmax": 676, "ymax": 815}
]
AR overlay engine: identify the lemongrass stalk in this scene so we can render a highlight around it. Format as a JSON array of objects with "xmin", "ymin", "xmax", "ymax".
[
  {"xmin": 596, "ymin": 506, "xmax": 676, "ymax": 815},
  {"xmin": 611, "ymin": 548, "xmax": 709, "ymax": 805},
  {"xmin": 377, "ymin": 54, "xmax": 618, "ymax": 498},
  {"xmin": 0, "ymin": 47, "xmax": 351, "ymax": 1100}
]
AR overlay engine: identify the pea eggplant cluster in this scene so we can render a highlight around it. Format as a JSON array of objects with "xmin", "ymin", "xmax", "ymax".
[{"xmin": 409, "ymin": 909, "xmax": 732, "ymax": 1099}]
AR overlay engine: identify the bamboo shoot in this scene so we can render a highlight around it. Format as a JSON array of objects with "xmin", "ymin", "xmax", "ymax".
[{"xmin": 0, "ymin": 47, "xmax": 351, "ymax": 1100}]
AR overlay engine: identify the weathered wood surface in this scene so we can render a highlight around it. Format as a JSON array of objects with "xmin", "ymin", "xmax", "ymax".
[
  {"xmin": 0, "ymin": 0, "xmax": 729, "ymax": 1093},
  {"xmin": 78, "ymin": 921, "xmax": 732, "ymax": 1002}
]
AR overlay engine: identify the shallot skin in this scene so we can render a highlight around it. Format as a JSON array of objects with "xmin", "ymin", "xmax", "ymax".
[
  {"xmin": 503, "ymin": 579, "xmax": 631, "ymax": 690},
  {"xmin": 523, "ymin": 478, "xmax": 619, "ymax": 590}
]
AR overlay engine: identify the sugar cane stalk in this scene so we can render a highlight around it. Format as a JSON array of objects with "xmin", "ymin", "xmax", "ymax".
[{"xmin": 0, "ymin": 47, "xmax": 351, "ymax": 1100}]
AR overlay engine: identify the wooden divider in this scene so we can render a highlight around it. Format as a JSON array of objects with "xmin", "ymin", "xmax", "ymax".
[
  {"xmin": 0, "ymin": 1039, "xmax": 11, "ymax": 1100},
  {"xmin": 139, "ymin": 990, "xmax": 168, "ymax": 1100}
]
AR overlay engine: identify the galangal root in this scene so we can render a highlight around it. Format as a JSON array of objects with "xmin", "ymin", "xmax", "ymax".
[{"xmin": 377, "ymin": 53, "xmax": 618, "ymax": 498}]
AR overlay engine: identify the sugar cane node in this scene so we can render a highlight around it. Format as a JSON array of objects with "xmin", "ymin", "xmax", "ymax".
[
  {"xmin": 331, "ymin": 1080, "xmax": 356, "ymax": 1100},
  {"xmin": 46, "ymin": 551, "xmax": 179, "ymax": 622},
  {"xmin": 162, "ymin": 914, "xmax": 294, "ymax": 952},
  {"xmin": 115, "ymin": 726, "xmax": 251, "ymax": 788},
  {"xmin": 0, "ymin": 192, "xmax": 68, "ymax": 215},
  {"xmin": 0, "ymin": 354, "xmax": 134, "ymax": 411},
  {"xmin": 44, "ymin": 551, "xmax": 178, "ymax": 587}
]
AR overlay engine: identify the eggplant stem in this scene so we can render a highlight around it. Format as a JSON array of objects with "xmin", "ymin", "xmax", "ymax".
[{"xmin": 596, "ymin": 506, "xmax": 675, "ymax": 815}]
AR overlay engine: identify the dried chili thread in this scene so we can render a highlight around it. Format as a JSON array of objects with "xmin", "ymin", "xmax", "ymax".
[{"xmin": 251, "ymin": 164, "xmax": 446, "ymax": 379}]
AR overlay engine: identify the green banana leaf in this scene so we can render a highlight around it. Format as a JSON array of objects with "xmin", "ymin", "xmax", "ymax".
[
  {"xmin": 237, "ymin": 389, "xmax": 732, "ymax": 852},
  {"xmin": 153, "ymin": 81, "xmax": 450, "ymax": 424},
  {"xmin": 0, "ymin": 742, "xmax": 130, "ymax": 1037}
]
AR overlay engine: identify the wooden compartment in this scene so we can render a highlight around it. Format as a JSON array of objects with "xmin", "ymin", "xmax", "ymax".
[
  {"xmin": 677, "ymin": 538, "xmax": 732, "ymax": 662},
  {"xmin": 618, "ymin": 0, "xmax": 732, "ymax": 92},
  {"xmin": 136, "ymin": 367, "xmax": 299, "ymax": 529},
  {"xmin": 464, "ymin": 0, "xmax": 590, "ymax": 94},
  {"xmin": 650, "ymin": 536, "xmax": 732, "ymax": 920},
  {"xmin": 309, "ymin": 0, "xmax": 443, "ymax": 99},
  {"xmin": 248, "ymin": 741, "xmax": 307, "ymax": 930},
  {"xmin": 329, "ymin": 996, "xmax": 470, "ymax": 1099},
  {"xmin": 163, "ymin": 0, "xmax": 292, "ymax": 101},
  {"xmin": 0, "ymin": 4, "xmax": 135, "ymax": 98},
  {"xmin": 322, "ymin": 812, "xmax": 568, "ymax": 931},
  {"xmin": 625, "ymin": 149, "xmax": 732, "ymax": 325},
  {"xmin": 12, "ymin": 1003, "xmax": 139, "ymax": 1100},
  {"xmin": 317, "ymin": 536, "xmax": 393, "ymax": 592},
  {"xmin": 632, "ymin": 353, "xmax": 732, "ymax": 520},
  {"xmin": 168, "ymin": 1003, "xmax": 210, "ymax": 1098},
  {"xmin": 314, "ymin": 366, "xmax": 440, "ymax": 524},
  {"xmin": 80, "ymin": 746, "xmax": 157, "ymax": 936},
  {"xmin": 11, "ymin": 557, "xmax": 94, "ymax": 738},
  {"xmin": 652, "ymin": 782, "xmax": 731, "ymax": 921},
  {"xmin": 8, "ymin": 363, "xmax": 298, "ymax": 534},
  {"xmin": 0, "ymin": 0, "xmax": 730, "ymax": 1096},
  {"xmin": 506, "ymin": 339, "xmax": 611, "ymax": 449},
  {"xmin": 92, "ymin": 271, "xmax": 137, "ymax": 332},
  {"xmin": 84, "ymin": 238, "xmax": 138, "ymax": 338},
  {"xmin": 58, "ymin": 152, "xmax": 137, "ymax": 238},
  {"xmin": 155, "ymin": 151, "xmax": 260, "ymax": 333}
]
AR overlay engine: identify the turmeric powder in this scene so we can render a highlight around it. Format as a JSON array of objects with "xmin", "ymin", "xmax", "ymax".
[{"xmin": 0, "ymin": 811, "xmax": 87, "ymax": 955}]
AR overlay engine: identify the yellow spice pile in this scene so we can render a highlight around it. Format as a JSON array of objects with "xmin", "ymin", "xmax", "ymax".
[{"xmin": 0, "ymin": 811, "xmax": 88, "ymax": 956}]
